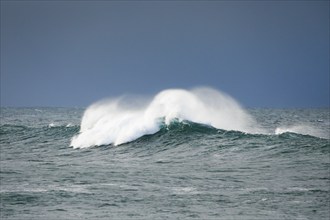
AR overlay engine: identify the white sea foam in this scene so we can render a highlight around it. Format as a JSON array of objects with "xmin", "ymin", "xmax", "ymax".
[
  {"xmin": 70, "ymin": 87, "xmax": 262, "ymax": 148},
  {"xmin": 48, "ymin": 123, "xmax": 56, "ymax": 128}
]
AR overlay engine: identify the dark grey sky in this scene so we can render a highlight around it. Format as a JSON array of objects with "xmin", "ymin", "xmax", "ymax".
[{"xmin": 1, "ymin": 0, "xmax": 329, "ymax": 107}]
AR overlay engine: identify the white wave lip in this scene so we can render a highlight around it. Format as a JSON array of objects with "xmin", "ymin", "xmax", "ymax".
[{"xmin": 70, "ymin": 87, "xmax": 261, "ymax": 148}]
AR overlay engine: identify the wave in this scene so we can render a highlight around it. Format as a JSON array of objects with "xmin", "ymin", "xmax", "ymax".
[
  {"xmin": 70, "ymin": 87, "xmax": 263, "ymax": 148},
  {"xmin": 70, "ymin": 88, "xmax": 329, "ymax": 149},
  {"xmin": 0, "ymin": 124, "xmax": 29, "ymax": 136},
  {"xmin": 0, "ymin": 124, "xmax": 79, "ymax": 140},
  {"xmin": 48, "ymin": 123, "xmax": 75, "ymax": 128},
  {"xmin": 275, "ymin": 125, "xmax": 328, "ymax": 139}
]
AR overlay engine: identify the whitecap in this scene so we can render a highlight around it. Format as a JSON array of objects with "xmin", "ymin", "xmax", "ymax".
[
  {"xmin": 275, "ymin": 125, "xmax": 326, "ymax": 138},
  {"xmin": 48, "ymin": 123, "xmax": 56, "ymax": 128}
]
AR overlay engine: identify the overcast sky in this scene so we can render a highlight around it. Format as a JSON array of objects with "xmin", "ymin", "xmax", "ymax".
[{"xmin": 1, "ymin": 0, "xmax": 329, "ymax": 107}]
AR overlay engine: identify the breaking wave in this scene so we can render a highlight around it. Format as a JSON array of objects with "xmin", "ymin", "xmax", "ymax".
[
  {"xmin": 70, "ymin": 87, "xmax": 328, "ymax": 149},
  {"xmin": 70, "ymin": 87, "xmax": 262, "ymax": 148}
]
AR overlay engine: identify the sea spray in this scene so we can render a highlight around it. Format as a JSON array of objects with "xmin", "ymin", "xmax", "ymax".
[{"xmin": 70, "ymin": 87, "xmax": 262, "ymax": 148}]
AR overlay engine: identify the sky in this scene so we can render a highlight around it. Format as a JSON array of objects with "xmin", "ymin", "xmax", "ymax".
[{"xmin": 1, "ymin": 0, "xmax": 329, "ymax": 108}]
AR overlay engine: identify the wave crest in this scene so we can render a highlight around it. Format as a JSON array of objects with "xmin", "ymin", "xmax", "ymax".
[
  {"xmin": 275, "ymin": 125, "xmax": 327, "ymax": 138},
  {"xmin": 70, "ymin": 87, "xmax": 262, "ymax": 148}
]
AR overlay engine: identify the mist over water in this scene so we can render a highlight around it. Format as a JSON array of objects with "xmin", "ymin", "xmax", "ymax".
[{"xmin": 71, "ymin": 87, "xmax": 262, "ymax": 148}]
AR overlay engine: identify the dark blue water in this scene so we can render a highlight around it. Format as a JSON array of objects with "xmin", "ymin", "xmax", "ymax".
[{"xmin": 1, "ymin": 107, "xmax": 329, "ymax": 219}]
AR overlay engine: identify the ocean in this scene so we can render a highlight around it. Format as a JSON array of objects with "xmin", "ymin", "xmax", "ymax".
[{"xmin": 1, "ymin": 88, "xmax": 329, "ymax": 220}]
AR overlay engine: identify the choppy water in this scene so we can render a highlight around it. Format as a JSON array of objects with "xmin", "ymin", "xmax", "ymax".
[{"xmin": 0, "ymin": 107, "xmax": 329, "ymax": 219}]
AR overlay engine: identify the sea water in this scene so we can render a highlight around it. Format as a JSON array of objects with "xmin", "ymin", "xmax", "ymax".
[{"xmin": 1, "ymin": 88, "xmax": 329, "ymax": 219}]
